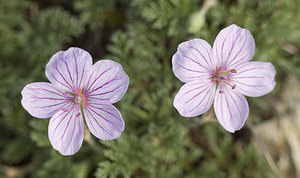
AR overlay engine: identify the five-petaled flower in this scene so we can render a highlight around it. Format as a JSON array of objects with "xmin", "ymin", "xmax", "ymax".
[
  {"xmin": 21, "ymin": 47, "xmax": 129, "ymax": 155},
  {"xmin": 172, "ymin": 24, "xmax": 276, "ymax": 133}
]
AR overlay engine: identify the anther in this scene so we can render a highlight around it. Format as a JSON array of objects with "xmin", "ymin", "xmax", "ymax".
[
  {"xmin": 219, "ymin": 90, "xmax": 224, "ymax": 94},
  {"xmin": 76, "ymin": 113, "xmax": 81, "ymax": 117},
  {"xmin": 211, "ymin": 78, "xmax": 216, "ymax": 83},
  {"xmin": 218, "ymin": 67, "xmax": 224, "ymax": 73},
  {"xmin": 232, "ymin": 85, "xmax": 236, "ymax": 89},
  {"xmin": 77, "ymin": 88, "xmax": 82, "ymax": 95},
  {"xmin": 83, "ymin": 100, "xmax": 87, "ymax": 107},
  {"xmin": 230, "ymin": 69, "xmax": 237, "ymax": 73},
  {"xmin": 62, "ymin": 108, "xmax": 69, "ymax": 112}
]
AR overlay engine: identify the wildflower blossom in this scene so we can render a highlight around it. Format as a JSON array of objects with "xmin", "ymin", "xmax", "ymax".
[
  {"xmin": 21, "ymin": 47, "xmax": 129, "ymax": 155},
  {"xmin": 172, "ymin": 24, "xmax": 276, "ymax": 133}
]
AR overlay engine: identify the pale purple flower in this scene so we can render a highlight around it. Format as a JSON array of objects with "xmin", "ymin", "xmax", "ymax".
[
  {"xmin": 21, "ymin": 47, "xmax": 129, "ymax": 155},
  {"xmin": 172, "ymin": 24, "xmax": 276, "ymax": 133}
]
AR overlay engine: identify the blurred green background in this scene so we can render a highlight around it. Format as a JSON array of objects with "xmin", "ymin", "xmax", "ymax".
[{"xmin": 1, "ymin": 0, "xmax": 300, "ymax": 177}]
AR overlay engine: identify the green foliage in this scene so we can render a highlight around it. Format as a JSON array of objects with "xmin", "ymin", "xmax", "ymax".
[{"xmin": 1, "ymin": 0, "xmax": 299, "ymax": 177}]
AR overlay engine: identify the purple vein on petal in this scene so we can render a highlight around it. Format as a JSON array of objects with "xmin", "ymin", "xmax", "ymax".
[
  {"xmin": 227, "ymin": 54, "xmax": 249, "ymax": 69},
  {"xmin": 182, "ymin": 85, "xmax": 207, "ymax": 96},
  {"xmin": 231, "ymin": 67, "xmax": 267, "ymax": 76},
  {"xmin": 224, "ymin": 91, "xmax": 234, "ymax": 129},
  {"xmin": 79, "ymin": 60, "xmax": 87, "ymax": 89},
  {"xmin": 62, "ymin": 56, "xmax": 75, "ymax": 90},
  {"xmin": 52, "ymin": 110, "xmax": 72, "ymax": 138},
  {"xmin": 85, "ymin": 108, "xmax": 113, "ymax": 136},
  {"xmin": 233, "ymin": 80, "xmax": 265, "ymax": 88},
  {"xmin": 55, "ymin": 62, "xmax": 74, "ymax": 92},
  {"xmin": 225, "ymin": 34, "xmax": 248, "ymax": 68},
  {"xmin": 185, "ymin": 85, "xmax": 211, "ymax": 104},
  {"xmin": 225, "ymin": 29, "xmax": 242, "ymax": 67},
  {"xmin": 198, "ymin": 41, "xmax": 213, "ymax": 69},
  {"xmin": 88, "ymin": 85, "xmax": 123, "ymax": 97},
  {"xmin": 88, "ymin": 106, "xmax": 122, "ymax": 127},
  {"xmin": 86, "ymin": 97, "xmax": 110, "ymax": 101},
  {"xmin": 32, "ymin": 100, "xmax": 69, "ymax": 109},
  {"xmin": 178, "ymin": 48, "xmax": 208, "ymax": 70},
  {"xmin": 233, "ymin": 76, "xmax": 264, "ymax": 79},
  {"xmin": 221, "ymin": 30, "xmax": 231, "ymax": 66},
  {"xmin": 73, "ymin": 51, "xmax": 79, "ymax": 89},
  {"xmin": 189, "ymin": 85, "xmax": 212, "ymax": 113},
  {"xmin": 86, "ymin": 67, "xmax": 113, "ymax": 92},
  {"xmin": 66, "ymin": 106, "xmax": 80, "ymax": 151},
  {"xmin": 176, "ymin": 63, "xmax": 207, "ymax": 73},
  {"xmin": 89, "ymin": 104, "xmax": 122, "ymax": 122},
  {"xmin": 50, "ymin": 73, "xmax": 73, "ymax": 92},
  {"xmin": 30, "ymin": 87, "xmax": 64, "ymax": 97},
  {"xmin": 61, "ymin": 108, "xmax": 76, "ymax": 140},
  {"xmin": 187, "ymin": 46, "xmax": 211, "ymax": 70},
  {"xmin": 88, "ymin": 78, "xmax": 122, "ymax": 94},
  {"xmin": 215, "ymin": 39, "xmax": 221, "ymax": 66},
  {"xmin": 29, "ymin": 96, "xmax": 66, "ymax": 100},
  {"xmin": 227, "ymin": 89, "xmax": 242, "ymax": 118}
]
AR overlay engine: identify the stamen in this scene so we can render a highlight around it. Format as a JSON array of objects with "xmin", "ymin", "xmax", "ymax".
[
  {"xmin": 62, "ymin": 108, "xmax": 69, "ymax": 112},
  {"xmin": 219, "ymin": 90, "xmax": 224, "ymax": 94},
  {"xmin": 211, "ymin": 78, "xmax": 216, "ymax": 83},
  {"xmin": 218, "ymin": 67, "xmax": 224, "ymax": 73},
  {"xmin": 76, "ymin": 113, "xmax": 81, "ymax": 117},
  {"xmin": 77, "ymin": 88, "xmax": 82, "ymax": 95},
  {"xmin": 83, "ymin": 100, "xmax": 87, "ymax": 107},
  {"xmin": 232, "ymin": 85, "xmax": 236, "ymax": 89},
  {"xmin": 230, "ymin": 69, "xmax": 237, "ymax": 73}
]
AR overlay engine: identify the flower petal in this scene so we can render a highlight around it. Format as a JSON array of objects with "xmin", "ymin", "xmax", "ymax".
[
  {"xmin": 212, "ymin": 24, "xmax": 255, "ymax": 69},
  {"xmin": 85, "ymin": 60, "xmax": 129, "ymax": 104},
  {"xmin": 84, "ymin": 101, "xmax": 125, "ymax": 140},
  {"xmin": 231, "ymin": 61, "xmax": 276, "ymax": 97},
  {"xmin": 46, "ymin": 47, "xmax": 93, "ymax": 92},
  {"xmin": 21, "ymin": 82, "xmax": 72, "ymax": 118},
  {"xmin": 214, "ymin": 85, "xmax": 249, "ymax": 133},
  {"xmin": 173, "ymin": 80, "xmax": 216, "ymax": 117},
  {"xmin": 172, "ymin": 39, "xmax": 214, "ymax": 83},
  {"xmin": 48, "ymin": 106, "xmax": 84, "ymax": 156}
]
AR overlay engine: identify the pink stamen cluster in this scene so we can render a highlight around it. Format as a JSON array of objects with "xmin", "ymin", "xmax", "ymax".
[
  {"xmin": 74, "ymin": 88, "xmax": 87, "ymax": 107},
  {"xmin": 211, "ymin": 67, "xmax": 237, "ymax": 94}
]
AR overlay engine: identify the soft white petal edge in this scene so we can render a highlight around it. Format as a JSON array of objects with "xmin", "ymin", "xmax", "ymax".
[
  {"xmin": 21, "ymin": 82, "xmax": 71, "ymax": 118},
  {"xmin": 84, "ymin": 101, "xmax": 125, "ymax": 140},
  {"xmin": 46, "ymin": 47, "xmax": 93, "ymax": 92},
  {"xmin": 231, "ymin": 61, "xmax": 276, "ymax": 97},
  {"xmin": 85, "ymin": 60, "xmax": 129, "ymax": 104},
  {"xmin": 214, "ymin": 85, "xmax": 249, "ymax": 133},
  {"xmin": 172, "ymin": 38, "xmax": 214, "ymax": 83},
  {"xmin": 48, "ymin": 106, "xmax": 84, "ymax": 156},
  {"xmin": 174, "ymin": 80, "xmax": 216, "ymax": 117},
  {"xmin": 212, "ymin": 24, "xmax": 255, "ymax": 69}
]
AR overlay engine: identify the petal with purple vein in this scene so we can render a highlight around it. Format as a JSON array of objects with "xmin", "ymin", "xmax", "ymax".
[
  {"xmin": 46, "ymin": 47, "xmax": 93, "ymax": 92},
  {"xmin": 212, "ymin": 24, "xmax": 255, "ymax": 69},
  {"xmin": 85, "ymin": 60, "xmax": 129, "ymax": 104},
  {"xmin": 172, "ymin": 39, "xmax": 214, "ymax": 83},
  {"xmin": 84, "ymin": 101, "xmax": 124, "ymax": 140},
  {"xmin": 231, "ymin": 61, "xmax": 276, "ymax": 97},
  {"xmin": 214, "ymin": 84, "xmax": 249, "ymax": 133},
  {"xmin": 173, "ymin": 80, "xmax": 216, "ymax": 117},
  {"xmin": 21, "ymin": 82, "xmax": 72, "ymax": 118},
  {"xmin": 48, "ymin": 105, "xmax": 84, "ymax": 156}
]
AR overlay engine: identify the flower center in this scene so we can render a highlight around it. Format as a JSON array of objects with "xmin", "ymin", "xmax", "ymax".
[
  {"xmin": 74, "ymin": 88, "xmax": 87, "ymax": 107},
  {"xmin": 211, "ymin": 67, "xmax": 237, "ymax": 94}
]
